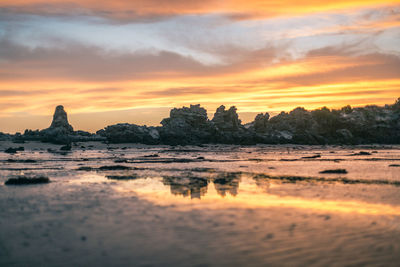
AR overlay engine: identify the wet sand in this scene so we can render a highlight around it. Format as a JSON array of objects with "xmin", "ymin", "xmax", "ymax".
[{"xmin": 0, "ymin": 141, "xmax": 399, "ymax": 266}]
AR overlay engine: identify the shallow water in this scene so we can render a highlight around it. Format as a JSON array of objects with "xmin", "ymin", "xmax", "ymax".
[{"xmin": 0, "ymin": 141, "xmax": 399, "ymax": 266}]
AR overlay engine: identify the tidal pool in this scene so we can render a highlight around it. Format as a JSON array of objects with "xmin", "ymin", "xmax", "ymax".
[{"xmin": 0, "ymin": 142, "xmax": 399, "ymax": 266}]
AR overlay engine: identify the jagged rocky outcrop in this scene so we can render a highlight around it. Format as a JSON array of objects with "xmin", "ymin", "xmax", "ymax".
[
  {"xmin": 159, "ymin": 104, "xmax": 214, "ymax": 145},
  {"xmin": 0, "ymin": 132, "xmax": 12, "ymax": 141},
  {"xmin": 17, "ymin": 105, "xmax": 105, "ymax": 144},
  {"xmin": 211, "ymin": 105, "xmax": 254, "ymax": 144},
  {"xmin": 3, "ymin": 98, "xmax": 400, "ymax": 145},
  {"xmin": 97, "ymin": 123, "xmax": 159, "ymax": 144},
  {"xmin": 250, "ymin": 99, "xmax": 400, "ymax": 144},
  {"xmin": 251, "ymin": 113, "xmax": 270, "ymax": 133},
  {"xmin": 212, "ymin": 105, "xmax": 241, "ymax": 131},
  {"xmin": 97, "ymin": 104, "xmax": 254, "ymax": 145}
]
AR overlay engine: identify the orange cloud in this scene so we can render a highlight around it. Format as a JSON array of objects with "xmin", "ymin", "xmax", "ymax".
[
  {"xmin": 1, "ymin": 43, "xmax": 399, "ymax": 133},
  {"xmin": 1, "ymin": 0, "xmax": 399, "ymax": 20}
]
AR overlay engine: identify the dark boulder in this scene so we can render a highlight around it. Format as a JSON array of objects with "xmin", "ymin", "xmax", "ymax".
[
  {"xmin": 210, "ymin": 105, "xmax": 256, "ymax": 144},
  {"xmin": 212, "ymin": 105, "xmax": 241, "ymax": 131},
  {"xmin": 5, "ymin": 176, "xmax": 50, "ymax": 185},
  {"xmin": 0, "ymin": 132, "xmax": 12, "ymax": 141},
  {"xmin": 4, "ymin": 147, "xmax": 24, "ymax": 154},
  {"xmin": 160, "ymin": 104, "xmax": 214, "ymax": 144},
  {"xmin": 97, "ymin": 123, "xmax": 159, "ymax": 144},
  {"xmin": 162, "ymin": 104, "xmax": 208, "ymax": 128},
  {"xmin": 60, "ymin": 143, "xmax": 72, "ymax": 151},
  {"xmin": 252, "ymin": 113, "xmax": 270, "ymax": 133}
]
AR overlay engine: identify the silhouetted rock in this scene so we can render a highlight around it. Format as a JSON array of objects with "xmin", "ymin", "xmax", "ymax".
[
  {"xmin": 252, "ymin": 113, "xmax": 270, "ymax": 133},
  {"xmin": 160, "ymin": 104, "xmax": 214, "ymax": 144},
  {"xmin": 60, "ymin": 144, "xmax": 72, "ymax": 151},
  {"xmin": 38, "ymin": 106, "xmax": 75, "ymax": 143},
  {"xmin": 5, "ymin": 176, "xmax": 50, "ymax": 185},
  {"xmin": 5, "ymin": 147, "xmax": 18, "ymax": 154},
  {"xmin": 98, "ymin": 165, "xmax": 131, "ymax": 170},
  {"xmin": 4, "ymin": 147, "xmax": 24, "ymax": 154},
  {"xmin": 301, "ymin": 154, "xmax": 321, "ymax": 159},
  {"xmin": 97, "ymin": 123, "xmax": 159, "ymax": 144},
  {"xmin": 143, "ymin": 154, "xmax": 159, "ymax": 158},
  {"xmin": 0, "ymin": 132, "xmax": 12, "ymax": 141},
  {"xmin": 319, "ymin": 169, "xmax": 348, "ymax": 174},
  {"xmin": 77, "ymin": 166, "xmax": 93, "ymax": 171},
  {"xmin": 50, "ymin": 105, "xmax": 74, "ymax": 132},
  {"xmin": 335, "ymin": 129, "xmax": 353, "ymax": 143},
  {"xmin": 3, "ymin": 98, "xmax": 400, "ymax": 145},
  {"xmin": 262, "ymin": 108, "xmax": 322, "ymax": 144},
  {"xmin": 163, "ymin": 104, "xmax": 208, "ymax": 128},
  {"xmin": 106, "ymin": 174, "xmax": 138, "ymax": 180},
  {"xmin": 212, "ymin": 105, "xmax": 241, "ymax": 131},
  {"xmin": 17, "ymin": 105, "xmax": 105, "ymax": 144},
  {"xmin": 210, "ymin": 105, "xmax": 257, "ymax": 144},
  {"xmin": 7, "ymin": 159, "xmax": 37, "ymax": 163},
  {"xmin": 350, "ymin": 151, "xmax": 372, "ymax": 156}
]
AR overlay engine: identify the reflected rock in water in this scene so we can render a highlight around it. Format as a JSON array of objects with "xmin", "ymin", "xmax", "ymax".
[
  {"xmin": 213, "ymin": 172, "xmax": 241, "ymax": 197},
  {"xmin": 162, "ymin": 176, "xmax": 208, "ymax": 199},
  {"xmin": 253, "ymin": 176, "xmax": 271, "ymax": 191}
]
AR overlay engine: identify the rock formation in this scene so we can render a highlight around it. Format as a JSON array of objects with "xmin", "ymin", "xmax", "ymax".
[
  {"xmin": 17, "ymin": 105, "xmax": 105, "ymax": 144},
  {"xmin": 7, "ymin": 97, "xmax": 400, "ymax": 145},
  {"xmin": 212, "ymin": 105, "xmax": 241, "ymax": 131},
  {"xmin": 49, "ymin": 105, "xmax": 74, "ymax": 132},
  {"xmin": 97, "ymin": 123, "xmax": 159, "ymax": 144},
  {"xmin": 251, "ymin": 113, "xmax": 270, "ymax": 133},
  {"xmin": 36, "ymin": 105, "xmax": 75, "ymax": 143},
  {"xmin": 159, "ymin": 104, "xmax": 214, "ymax": 144},
  {"xmin": 211, "ymin": 105, "xmax": 255, "ymax": 144},
  {"xmin": 0, "ymin": 132, "xmax": 12, "ymax": 141}
]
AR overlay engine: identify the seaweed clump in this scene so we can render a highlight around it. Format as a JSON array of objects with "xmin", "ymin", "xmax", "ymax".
[
  {"xmin": 319, "ymin": 169, "xmax": 348, "ymax": 174},
  {"xmin": 5, "ymin": 176, "xmax": 50, "ymax": 185}
]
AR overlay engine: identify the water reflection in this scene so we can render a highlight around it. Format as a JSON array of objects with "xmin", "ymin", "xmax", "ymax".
[
  {"xmin": 113, "ymin": 172, "xmax": 400, "ymax": 216},
  {"xmin": 160, "ymin": 172, "xmax": 242, "ymax": 199},
  {"xmin": 162, "ymin": 176, "xmax": 208, "ymax": 199},
  {"xmin": 213, "ymin": 172, "xmax": 241, "ymax": 197}
]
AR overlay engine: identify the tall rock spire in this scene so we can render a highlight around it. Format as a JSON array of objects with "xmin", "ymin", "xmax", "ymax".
[{"xmin": 49, "ymin": 105, "xmax": 74, "ymax": 133}]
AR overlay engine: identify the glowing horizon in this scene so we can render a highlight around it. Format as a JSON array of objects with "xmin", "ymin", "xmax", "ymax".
[{"xmin": 0, "ymin": 1, "xmax": 399, "ymax": 133}]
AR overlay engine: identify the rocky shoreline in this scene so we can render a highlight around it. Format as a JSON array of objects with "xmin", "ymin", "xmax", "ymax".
[{"xmin": 1, "ymin": 98, "xmax": 399, "ymax": 145}]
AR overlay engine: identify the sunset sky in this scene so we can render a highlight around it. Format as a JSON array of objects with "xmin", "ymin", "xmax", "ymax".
[{"xmin": 0, "ymin": 0, "xmax": 399, "ymax": 133}]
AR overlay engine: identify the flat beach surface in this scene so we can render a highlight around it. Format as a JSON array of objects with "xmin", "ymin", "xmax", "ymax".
[{"xmin": 0, "ymin": 141, "xmax": 399, "ymax": 266}]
